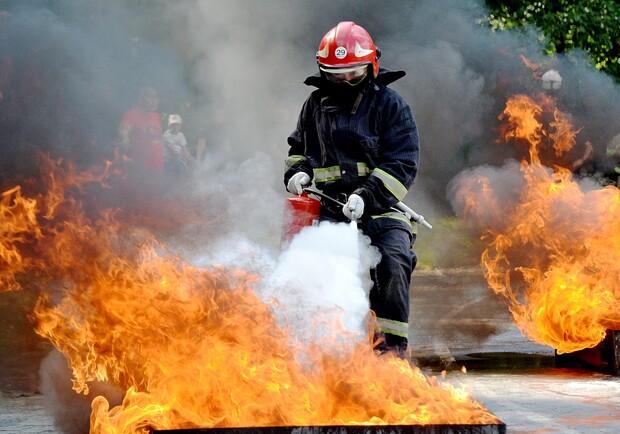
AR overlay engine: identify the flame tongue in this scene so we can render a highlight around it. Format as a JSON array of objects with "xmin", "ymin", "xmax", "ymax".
[
  {"xmin": 1, "ymin": 186, "xmax": 41, "ymax": 291},
  {"xmin": 34, "ymin": 221, "xmax": 498, "ymax": 430},
  {"xmin": 498, "ymin": 94, "xmax": 545, "ymax": 164},
  {"xmin": 458, "ymin": 94, "xmax": 620, "ymax": 354},
  {"xmin": 1, "ymin": 155, "xmax": 500, "ymax": 432},
  {"xmin": 498, "ymin": 94, "xmax": 580, "ymax": 167}
]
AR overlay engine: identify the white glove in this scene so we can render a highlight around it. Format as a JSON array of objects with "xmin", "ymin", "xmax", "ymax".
[
  {"xmin": 287, "ymin": 172, "xmax": 311, "ymax": 195},
  {"xmin": 343, "ymin": 194, "xmax": 364, "ymax": 220}
]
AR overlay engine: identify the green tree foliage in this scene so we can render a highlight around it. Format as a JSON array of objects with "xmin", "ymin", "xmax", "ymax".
[{"xmin": 483, "ymin": 0, "xmax": 620, "ymax": 81}]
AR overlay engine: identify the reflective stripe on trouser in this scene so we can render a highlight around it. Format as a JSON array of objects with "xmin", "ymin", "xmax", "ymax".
[
  {"xmin": 362, "ymin": 216, "xmax": 416, "ymax": 348},
  {"xmin": 375, "ymin": 317, "xmax": 408, "ymax": 338}
]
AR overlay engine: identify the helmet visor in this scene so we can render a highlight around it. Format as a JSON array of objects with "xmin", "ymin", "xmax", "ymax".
[{"xmin": 320, "ymin": 65, "xmax": 368, "ymax": 85}]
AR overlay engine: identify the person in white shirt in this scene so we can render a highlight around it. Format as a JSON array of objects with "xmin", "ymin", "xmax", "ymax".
[{"xmin": 163, "ymin": 114, "xmax": 193, "ymax": 172}]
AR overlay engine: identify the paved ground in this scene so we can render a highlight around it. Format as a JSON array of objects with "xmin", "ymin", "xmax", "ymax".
[
  {"xmin": 1, "ymin": 268, "xmax": 618, "ymax": 433},
  {"xmin": 410, "ymin": 268, "xmax": 620, "ymax": 434}
]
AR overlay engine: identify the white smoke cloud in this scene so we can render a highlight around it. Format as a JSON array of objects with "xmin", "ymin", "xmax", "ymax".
[
  {"xmin": 39, "ymin": 349, "xmax": 123, "ymax": 434},
  {"xmin": 260, "ymin": 222, "xmax": 380, "ymax": 352}
]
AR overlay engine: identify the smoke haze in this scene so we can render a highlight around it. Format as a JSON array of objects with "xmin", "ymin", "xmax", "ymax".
[
  {"xmin": 3, "ymin": 0, "xmax": 619, "ymax": 225},
  {"xmin": 3, "ymin": 1, "xmax": 620, "ymax": 430}
]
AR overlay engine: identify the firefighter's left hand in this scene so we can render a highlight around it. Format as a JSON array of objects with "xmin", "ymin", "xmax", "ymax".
[
  {"xmin": 287, "ymin": 172, "xmax": 311, "ymax": 195},
  {"xmin": 343, "ymin": 194, "xmax": 364, "ymax": 220}
]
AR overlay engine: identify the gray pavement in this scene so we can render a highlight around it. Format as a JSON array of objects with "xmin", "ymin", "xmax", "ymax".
[{"xmin": 410, "ymin": 268, "xmax": 620, "ymax": 433}]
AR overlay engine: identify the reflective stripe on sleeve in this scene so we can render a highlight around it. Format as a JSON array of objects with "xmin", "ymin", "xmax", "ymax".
[
  {"xmin": 371, "ymin": 168, "xmax": 408, "ymax": 201},
  {"xmin": 285, "ymin": 155, "xmax": 307, "ymax": 168},
  {"xmin": 376, "ymin": 317, "xmax": 409, "ymax": 338}
]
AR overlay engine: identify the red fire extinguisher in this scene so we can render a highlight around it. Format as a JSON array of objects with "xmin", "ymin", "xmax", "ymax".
[{"xmin": 280, "ymin": 192, "xmax": 321, "ymax": 249}]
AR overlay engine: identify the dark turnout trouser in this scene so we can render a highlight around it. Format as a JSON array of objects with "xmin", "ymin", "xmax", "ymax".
[
  {"xmin": 321, "ymin": 205, "xmax": 417, "ymax": 357},
  {"xmin": 362, "ymin": 216, "xmax": 417, "ymax": 356}
]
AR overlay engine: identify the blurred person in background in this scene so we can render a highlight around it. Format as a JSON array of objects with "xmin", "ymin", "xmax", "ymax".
[
  {"xmin": 539, "ymin": 69, "xmax": 594, "ymax": 175},
  {"xmin": 116, "ymin": 86, "xmax": 165, "ymax": 218},
  {"xmin": 163, "ymin": 113, "xmax": 193, "ymax": 173},
  {"xmin": 118, "ymin": 86, "xmax": 164, "ymax": 174},
  {"xmin": 604, "ymin": 133, "xmax": 620, "ymax": 187}
]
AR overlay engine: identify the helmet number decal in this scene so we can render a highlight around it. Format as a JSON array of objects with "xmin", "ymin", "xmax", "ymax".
[{"xmin": 335, "ymin": 46, "xmax": 347, "ymax": 59}]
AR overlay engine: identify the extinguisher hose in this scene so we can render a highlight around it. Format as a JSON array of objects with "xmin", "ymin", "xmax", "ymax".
[{"xmin": 303, "ymin": 187, "xmax": 345, "ymax": 207}]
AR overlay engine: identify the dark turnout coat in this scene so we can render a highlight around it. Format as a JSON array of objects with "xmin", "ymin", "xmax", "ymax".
[{"xmin": 285, "ymin": 67, "xmax": 420, "ymax": 222}]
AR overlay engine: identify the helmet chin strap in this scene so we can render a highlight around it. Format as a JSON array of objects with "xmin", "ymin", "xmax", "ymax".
[
  {"xmin": 342, "ymin": 78, "xmax": 370, "ymax": 114},
  {"xmin": 350, "ymin": 86, "xmax": 366, "ymax": 114}
]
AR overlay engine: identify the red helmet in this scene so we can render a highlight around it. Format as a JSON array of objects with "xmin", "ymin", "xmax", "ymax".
[{"xmin": 316, "ymin": 21, "xmax": 380, "ymax": 78}]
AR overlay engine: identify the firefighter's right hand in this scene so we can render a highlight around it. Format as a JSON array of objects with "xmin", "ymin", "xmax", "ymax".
[
  {"xmin": 287, "ymin": 172, "xmax": 310, "ymax": 195},
  {"xmin": 343, "ymin": 194, "xmax": 364, "ymax": 220}
]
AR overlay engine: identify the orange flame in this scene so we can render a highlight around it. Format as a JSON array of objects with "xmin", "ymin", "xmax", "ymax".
[
  {"xmin": 498, "ymin": 94, "xmax": 544, "ymax": 164},
  {"xmin": 497, "ymin": 93, "xmax": 581, "ymax": 167},
  {"xmin": 460, "ymin": 95, "xmax": 620, "ymax": 354},
  {"xmin": 519, "ymin": 54, "xmax": 544, "ymax": 79},
  {"xmin": 0, "ymin": 185, "xmax": 41, "ymax": 291},
  {"xmin": 2, "ymin": 156, "xmax": 499, "ymax": 432}
]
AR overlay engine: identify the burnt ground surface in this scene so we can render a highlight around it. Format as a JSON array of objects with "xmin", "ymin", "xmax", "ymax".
[{"xmin": 1, "ymin": 268, "xmax": 619, "ymax": 433}]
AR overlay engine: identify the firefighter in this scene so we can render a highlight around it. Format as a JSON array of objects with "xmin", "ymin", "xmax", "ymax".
[{"xmin": 284, "ymin": 21, "xmax": 420, "ymax": 357}]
